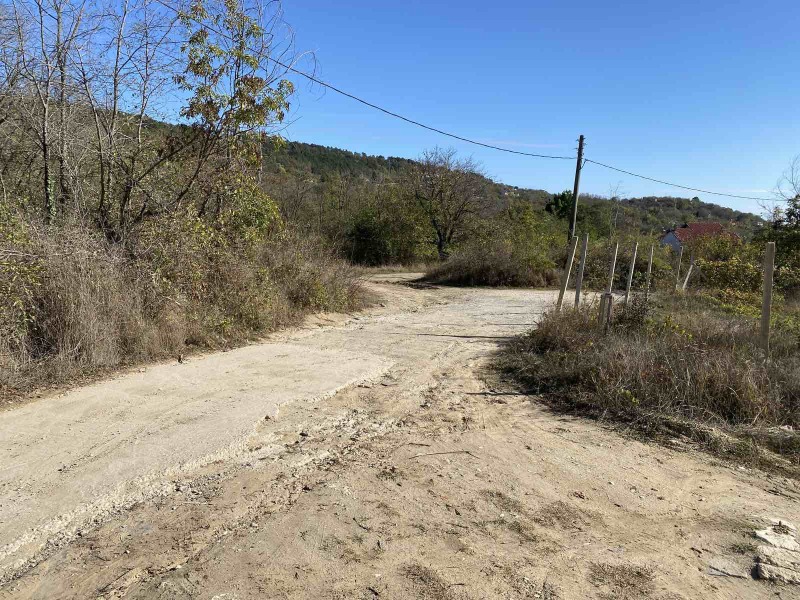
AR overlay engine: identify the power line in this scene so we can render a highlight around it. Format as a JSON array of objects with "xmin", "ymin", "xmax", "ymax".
[
  {"xmin": 152, "ymin": 0, "xmax": 777, "ymax": 202},
  {"xmin": 270, "ymin": 58, "xmax": 575, "ymax": 160},
  {"xmin": 266, "ymin": 55, "xmax": 775, "ymax": 202},
  {"xmin": 152, "ymin": 0, "xmax": 575, "ymax": 160},
  {"xmin": 584, "ymin": 159, "xmax": 773, "ymax": 202},
  {"xmin": 151, "ymin": 0, "xmax": 573, "ymax": 160}
]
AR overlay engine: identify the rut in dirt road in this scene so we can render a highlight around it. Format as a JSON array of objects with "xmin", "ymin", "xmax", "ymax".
[{"xmin": 0, "ymin": 276, "xmax": 549, "ymax": 583}]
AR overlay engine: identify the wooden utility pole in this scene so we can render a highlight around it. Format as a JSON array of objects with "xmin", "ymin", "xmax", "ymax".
[
  {"xmin": 624, "ymin": 242, "xmax": 638, "ymax": 307},
  {"xmin": 574, "ymin": 233, "xmax": 589, "ymax": 308},
  {"xmin": 556, "ymin": 236, "xmax": 579, "ymax": 311},
  {"xmin": 644, "ymin": 245, "xmax": 654, "ymax": 302},
  {"xmin": 761, "ymin": 242, "xmax": 776, "ymax": 355},
  {"xmin": 568, "ymin": 135, "xmax": 585, "ymax": 242}
]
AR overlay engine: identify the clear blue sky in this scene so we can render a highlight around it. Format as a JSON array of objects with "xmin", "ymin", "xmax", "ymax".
[{"xmin": 277, "ymin": 0, "xmax": 798, "ymax": 214}]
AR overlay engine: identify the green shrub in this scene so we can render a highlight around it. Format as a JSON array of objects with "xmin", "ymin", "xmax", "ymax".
[
  {"xmin": 424, "ymin": 202, "xmax": 561, "ymax": 287},
  {"xmin": 581, "ymin": 238, "xmax": 673, "ymax": 291},
  {"xmin": 342, "ymin": 204, "xmax": 435, "ymax": 266},
  {"xmin": 696, "ymin": 256, "xmax": 762, "ymax": 292}
]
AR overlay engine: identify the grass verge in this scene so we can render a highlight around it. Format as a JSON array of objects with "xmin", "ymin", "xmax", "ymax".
[{"xmin": 495, "ymin": 294, "xmax": 800, "ymax": 476}]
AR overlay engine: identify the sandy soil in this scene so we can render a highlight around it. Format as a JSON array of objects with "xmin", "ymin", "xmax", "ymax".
[{"xmin": 1, "ymin": 275, "xmax": 798, "ymax": 599}]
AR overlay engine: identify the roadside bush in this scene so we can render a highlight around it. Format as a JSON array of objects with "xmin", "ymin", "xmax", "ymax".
[
  {"xmin": 696, "ymin": 256, "xmax": 762, "ymax": 292},
  {"xmin": 424, "ymin": 202, "xmax": 560, "ymax": 287},
  {"xmin": 342, "ymin": 205, "xmax": 434, "ymax": 266},
  {"xmin": 581, "ymin": 238, "xmax": 673, "ymax": 292},
  {"xmin": 0, "ymin": 208, "xmax": 363, "ymax": 400},
  {"xmin": 688, "ymin": 238, "xmax": 800, "ymax": 345},
  {"xmin": 0, "ymin": 203, "xmax": 43, "ymax": 375},
  {"xmin": 424, "ymin": 236, "xmax": 559, "ymax": 287}
]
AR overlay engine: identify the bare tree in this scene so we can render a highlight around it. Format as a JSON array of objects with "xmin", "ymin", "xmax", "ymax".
[
  {"xmin": 760, "ymin": 155, "xmax": 800, "ymax": 228},
  {"xmin": 406, "ymin": 147, "xmax": 488, "ymax": 259},
  {"xmin": 272, "ymin": 174, "xmax": 317, "ymax": 222},
  {"xmin": 74, "ymin": 0, "xmax": 189, "ymax": 240},
  {"xmin": 608, "ymin": 180, "xmax": 625, "ymax": 232},
  {"xmin": 1, "ymin": 0, "xmax": 303, "ymax": 239},
  {"xmin": 0, "ymin": 3, "xmax": 22, "ymax": 121},
  {"xmin": 54, "ymin": 0, "xmax": 87, "ymax": 207},
  {"xmin": 776, "ymin": 155, "xmax": 800, "ymax": 202},
  {"xmin": 4, "ymin": 0, "xmax": 88, "ymax": 221},
  {"xmin": 776, "ymin": 155, "xmax": 800, "ymax": 228},
  {"xmin": 0, "ymin": 4, "xmax": 23, "ymax": 204}
]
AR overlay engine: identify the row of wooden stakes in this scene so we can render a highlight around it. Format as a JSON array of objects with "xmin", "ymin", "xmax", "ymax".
[
  {"xmin": 554, "ymin": 235, "xmax": 778, "ymax": 354},
  {"xmin": 554, "ymin": 234, "xmax": 655, "ymax": 315}
]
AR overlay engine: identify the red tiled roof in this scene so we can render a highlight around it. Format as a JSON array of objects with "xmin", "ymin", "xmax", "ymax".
[{"xmin": 671, "ymin": 222, "xmax": 738, "ymax": 242}]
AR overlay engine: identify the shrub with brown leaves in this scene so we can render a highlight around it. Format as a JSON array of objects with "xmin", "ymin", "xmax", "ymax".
[{"xmin": 0, "ymin": 218, "xmax": 363, "ymax": 401}]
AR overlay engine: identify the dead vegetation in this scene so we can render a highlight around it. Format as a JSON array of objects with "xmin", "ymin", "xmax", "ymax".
[
  {"xmin": 402, "ymin": 564, "xmax": 466, "ymax": 600},
  {"xmin": 588, "ymin": 562, "xmax": 656, "ymax": 599},
  {"xmin": 0, "ymin": 223, "xmax": 363, "ymax": 402},
  {"xmin": 496, "ymin": 294, "xmax": 800, "ymax": 474},
  {"xmin": 532, "ymin": 500, "xmax": 591, "ymax": 530},
  {"xmin": 424, "ymin": 238, "xmax": 560, "ymax": 288}
]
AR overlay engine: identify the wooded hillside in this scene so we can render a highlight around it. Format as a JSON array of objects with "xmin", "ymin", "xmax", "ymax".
[{"xmin": 263, "ymin": 141, "xmax": 764, "ymax": 240}]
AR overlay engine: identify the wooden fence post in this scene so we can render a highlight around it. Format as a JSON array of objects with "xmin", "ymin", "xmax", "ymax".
[
  {"xmin": 556, "ymin": 236, "xmax": 579, "ymax": 311},
  {"xmin": 599, "ymin": 294, "xmax": 607, "ymax": 328},
  {"xmin": 761, "ymin": 242, "xmax": 776, "ymax": 355},
  {"xmin": 675, "ymin": 246, "xmax": 684, "ymax": 291},
  {"xmin": 600, "ymin": 293, "xmax": 614, "ymax": 330},
  {"xmin": 681, "ymin": 254, "xmax": 695, "ymax": 291},
  {"xmin": 606, "ymin": 242, "xmax": 619, "ymax": 294},
  {"xmin": 644, "ymin": 244, "xmax": 654, "ymax": 303},
  {"xmin": 624, "ymin": 241, "xmax": 638, "ymax": 308},
  {"xmin": 599, "ymin": 242, "xmax": 618, "ymax": 326},
  {"xmin": 574, "ymin": 233, "xmax": 589, "ymax": 308}
]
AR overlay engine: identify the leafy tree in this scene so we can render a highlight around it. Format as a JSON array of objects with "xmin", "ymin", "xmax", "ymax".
[
  {"xmin": 545, "ymin": 190, "xmax": 573, "ymax": 220},
  {"xmin": 175, "ymin": 0, "xmax": 294, "ymax": 220}
]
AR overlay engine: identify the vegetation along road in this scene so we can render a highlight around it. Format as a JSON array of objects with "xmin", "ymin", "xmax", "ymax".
[{"xmin": 0, "ymin": 274, "xmax": 797, "ymax": 599}]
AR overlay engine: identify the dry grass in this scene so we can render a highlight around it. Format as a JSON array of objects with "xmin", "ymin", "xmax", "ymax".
[
  {"xmin": 588, "ymin": 562, "xmax": 655, "ymax": 599},
  {"xmin": 355, "ymin": 263, "xmax": 432, "ymax": 275},
  {"xmin": 0, "ymin": 223, "xmax": 364, "ymax": 403},
  {"xmin": 402, "ymin": 563, "xmax": 465, "ymax": 600},
  {"xmin": 496, "ymin": 294, "xmax": 800, "ymax": 471}
]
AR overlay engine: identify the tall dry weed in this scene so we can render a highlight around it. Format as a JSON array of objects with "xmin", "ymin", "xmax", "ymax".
[
  {"xmin": 498, "ymin": 296, "xmax": 800, "ymax": 465},
  {"xmin": 0, "ymin": 219, "xmax": 362, "ymax": 400}
]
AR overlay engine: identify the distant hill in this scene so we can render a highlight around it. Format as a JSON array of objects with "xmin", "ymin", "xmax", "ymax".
[
  {"xmin": 623, "ymin": 195, "xmax": 763, "ymax": 233},
  {"xmin": 575, "ymin": 194, "xmax": 765, "ymax": 239},
  {"xmin": 263, "ymin": 140, "xmax": 764, "ymax": 238},
  {"xmin": 263, "ymin": 141, "xmax": 415, "ymax": 180}
]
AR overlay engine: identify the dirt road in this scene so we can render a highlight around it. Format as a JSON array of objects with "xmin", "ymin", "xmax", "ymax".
[{"xmin": 1, "ymin": 275, "xmax": 798, "ymax": 599}]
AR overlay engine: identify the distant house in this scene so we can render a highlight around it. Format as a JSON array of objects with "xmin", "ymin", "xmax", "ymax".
[{"xmin": 660, "ymin": 222, "xmax": 739, "ymax": 252}]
